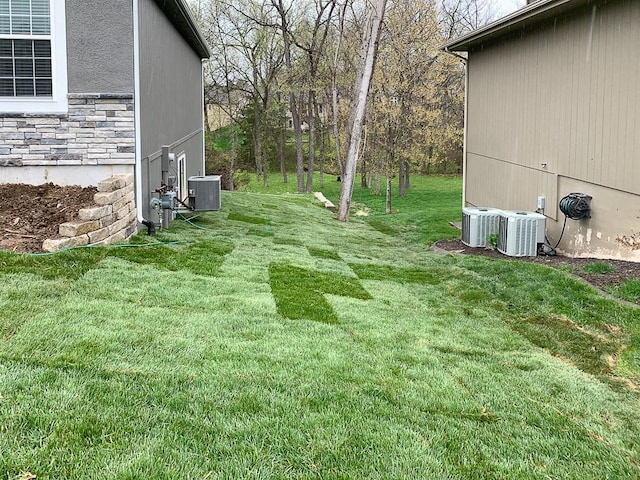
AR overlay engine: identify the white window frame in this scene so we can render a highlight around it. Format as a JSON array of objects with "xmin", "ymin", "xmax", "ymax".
[{"xmin": 0, "ymin": 0, "xmax": 67, "ymax": 114}]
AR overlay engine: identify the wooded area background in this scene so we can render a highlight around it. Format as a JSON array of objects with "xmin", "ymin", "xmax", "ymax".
[{"xmin": 190, "ymin": 0, "xmax": 512, "ymax": 218}]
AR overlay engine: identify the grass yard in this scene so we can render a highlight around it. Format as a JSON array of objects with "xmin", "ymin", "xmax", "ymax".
[{"xmin": 1, "ymin": 176, "xmax": 640, "ymax": 479}]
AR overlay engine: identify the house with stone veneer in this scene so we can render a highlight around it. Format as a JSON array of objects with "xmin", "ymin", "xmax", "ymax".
[{"xmin": 1, "ymin": 0, "xmax": 210, "ymax": 242}]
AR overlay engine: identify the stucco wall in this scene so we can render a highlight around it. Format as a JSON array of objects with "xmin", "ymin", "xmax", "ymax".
[
  {"xmin": 65, "ymin": 0, "xmax": 134, "ymax": 94},
  {"xmin": 464, "ymin": 0, "xmax": 640, "ymax": 260}
]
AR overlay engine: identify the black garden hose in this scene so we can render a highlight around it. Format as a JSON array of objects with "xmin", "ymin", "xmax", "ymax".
[{"xmin": 559, "ymin": 193, "xmax": 592, "ymax": 220}]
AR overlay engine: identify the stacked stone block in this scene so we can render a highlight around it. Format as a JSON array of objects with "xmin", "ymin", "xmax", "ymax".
[
  {"xmin": 0, "ymin": 93, "xmax": 134, "ymax": 167},
  {"xmin": 42, "ymin": 174, "xmax": 137, "ymax": 252}
]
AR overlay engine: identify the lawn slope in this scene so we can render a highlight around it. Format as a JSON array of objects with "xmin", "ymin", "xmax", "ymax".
[{"xmin": 1, "ymin": 180, "xmax": 639, "ymax": 479}]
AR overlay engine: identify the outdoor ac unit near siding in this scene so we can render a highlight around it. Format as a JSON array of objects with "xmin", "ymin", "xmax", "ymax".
[
  {"xmin": 497, "ymin": 211, "xmax": 546, "ymax": 257},
  {"xmin": 461, "ymin": 207, "xmax": 502, "ymax": 247},
  {"xmin": 187, "ymin": 175, "xmax": 221, "ymax": 211}
]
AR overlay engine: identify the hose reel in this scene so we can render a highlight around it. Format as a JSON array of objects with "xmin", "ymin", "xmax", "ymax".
[{"xmin": 559, "ymin": 193, "xmax": 592, "ymax": 220}]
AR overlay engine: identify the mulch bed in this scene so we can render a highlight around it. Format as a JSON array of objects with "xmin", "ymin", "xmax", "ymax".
[{"xmin": 434, "ymin": 239, "xmax": 640, "ymax": 304}]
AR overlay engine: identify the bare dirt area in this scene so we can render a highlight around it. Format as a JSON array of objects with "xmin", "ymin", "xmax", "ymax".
[
  {"xmin": 434, "ymin": 239, "xmax": 640, "ymax": 304},
  {"xmin": 0, "ymin": 183, "xmax": 97, "ymax": 253}
]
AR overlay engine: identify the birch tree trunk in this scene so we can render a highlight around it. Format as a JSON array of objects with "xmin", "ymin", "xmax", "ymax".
[
  {"xmin": 337, "ymin": 0, "xmax": 387, "ymax": 222},
  {"xmin": 385, "ymin": 176, "xmax": 392, "ymax": 214}
]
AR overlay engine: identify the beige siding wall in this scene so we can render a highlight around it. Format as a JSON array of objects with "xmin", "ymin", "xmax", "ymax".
[
  {"xmin": 465, "ymin": 0, "xmax": 640, "ymax": 260},
  {"xmin": 466, "ymin": 154, "xmax": 558, "ymax": 218}
]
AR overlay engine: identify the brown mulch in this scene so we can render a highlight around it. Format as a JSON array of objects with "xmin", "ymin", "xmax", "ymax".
[
  {"xmin": 0, "ymin": 183, "xmax": 97, "ymax": 253},
  {"xmin": 434, "ymin": 239, "xmax": 640, "ymax": 304}
]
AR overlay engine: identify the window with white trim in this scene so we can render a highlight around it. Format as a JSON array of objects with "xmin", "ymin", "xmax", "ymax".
[{"xmin": 0, "ymin": 0, "xmax": 67, "ymax": 113}]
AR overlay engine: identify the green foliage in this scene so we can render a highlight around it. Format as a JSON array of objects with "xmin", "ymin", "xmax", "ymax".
[
  {"xmin": 367, "ymin": 219, "xmax": 397, "ymax": 236},
  {"xmin": 582, "ymin": 261, "xmax": 617, "ymax": 274},
  {"xmin": 269, "ymin": 263, "xmax": 371, "ymax": 324},
  {"xmin": 1, "ymin": 178, "xmax": 640, "ymax": 478},
  {"xmin": 273, "ymin": 237, "xmax": 304, "ymax": 246},
  {"xmin": 242, "ymin": 173, "xmax": 462, "ymax": 245},
  {"xmin": 307, "ymin": 247, "xmax": 341, "ymax": 260},
  {"xmin": 0, "ymin": 247, "xmax": 106, "ymax": 280},
  {"xmin": 207, "ymin": 125, "xmax": 235, "ymax": 152},
  {"xmin": 227, "ymin": 212, "xmax": 270, "ymax": 225},
  {"xmin": 350, "ymin": 263, "xmax": 450, "ymax": 285},
  {"xmin": 486, "ymin": 233, "xmax": 499, "ymax": 249},
  {"xmin": 504, "ymin": 315, "xmax": 622, "ymax": 376},
  {"xmin": 107, "ymin": 238, "xmax": 234, "ymax": 276},
  {"xmin": 608, "ymin": 279, "xmax": 640, "ymax": 304}
]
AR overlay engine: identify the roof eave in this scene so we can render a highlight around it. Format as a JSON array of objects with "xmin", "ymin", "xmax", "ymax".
[
  {"xmin": 443, "ymin": 0, "xmax": 589, "ymax": 52},
  {"xmin": 154, "ymin": 0, "xmax": 211, "ymax": 59}
]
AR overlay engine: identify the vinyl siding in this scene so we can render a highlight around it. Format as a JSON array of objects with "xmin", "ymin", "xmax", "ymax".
[
  {"xmin": 464, "ymin": 0, "xmax": 640, "ymax": 259},
  {"xmin": 137, "ymin": 0, "xmax": 205, "ymax": 220}
]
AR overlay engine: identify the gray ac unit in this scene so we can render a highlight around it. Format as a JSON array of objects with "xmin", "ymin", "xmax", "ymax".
[{"xmin": 187, "ymin": 175, "xmax": 221, "ymax": 211}]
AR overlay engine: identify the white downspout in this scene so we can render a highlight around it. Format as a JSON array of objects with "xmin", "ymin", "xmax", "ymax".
[
  {"xmin": 133, "ymin": 0, "xmax": 144, "ymax": 223},
  {"xmin": 443, "ymin": 48, "xmax": 468, "ymax": 207},
  {"xmin": 201, "ymin": 58, "xmax": 206, "ymax": 176},
  {"xmin": 462, "ymin": 56, "xmax": 468, "ymax": 207}
]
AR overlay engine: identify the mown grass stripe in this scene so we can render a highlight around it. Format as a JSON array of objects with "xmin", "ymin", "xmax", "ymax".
[{"xmin": 269, "ymin": 263, "xmax": 371, "ymax": 323}]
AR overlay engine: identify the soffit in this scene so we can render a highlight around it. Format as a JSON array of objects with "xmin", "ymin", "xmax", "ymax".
[
  {"xmin": 443, "ymin": 0, "xmax": 597, "ymax": 52},
  {"xmin": 152, "ymin": 0, "xmax": 211, "ymax": 58}
]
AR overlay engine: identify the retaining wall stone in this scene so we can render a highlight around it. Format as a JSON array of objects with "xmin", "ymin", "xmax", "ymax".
[{"xmin": 43, "ymin": 173, "xmax": 136, "ymax": 252}]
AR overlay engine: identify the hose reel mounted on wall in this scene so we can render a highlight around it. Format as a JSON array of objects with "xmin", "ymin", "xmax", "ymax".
[
  {"xmin": 545, "ymin": 193, "xmax": 592, "ymax": 253},
  {"xmin": 559, "ymin": 193, "xmax": 592, "ymax": 220}
]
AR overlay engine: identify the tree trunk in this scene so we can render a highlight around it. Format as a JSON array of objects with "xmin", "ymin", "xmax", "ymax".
[
  {"xmin": 291, "ymin": 95, "xmax": 305, "ymax": 191},
  {"xmin": 203, "ymin": 103, "xmax": 211, "ymax": 132},
  {"xmin": 331, "ymin": 3, "xmax": 347, "ymax": 178},
  {"xmin": 305, "ymin": 91, "xmax": 316, "ymax": 192},
  {"xmin": 385, "ymin": 176, "xmax": 391, "ymax": 213},
  {"xmin": 273, "ymin": 0, "xmax": 305, "ymax": 192},
  {"xmin": 337, "ymin": 0, "xmax": 387, "ymax": 222},
  {"xmin": 317, "ymin": 96, "xmax": 326, "ymax": 189},
  {"xmin": 229, "ymin": 123, "xmax": 237, "ymax": 191},
  {"xmin": 278, "ymin": 114, "xmax": 287, "ymax": 184},
  {"xmin": 404, "ymin": 159, "xmax": 410, "ymax": 190},
  {"xmin": 398, "ymin": 156, "xmax": 406, "ymax": 198},
  {"xmin": 332, "ymin": 86, "xmax": 343, "ymax": 177},
  {"xmin": 360, "ymin": 124, "xmax": 369, "ymax": 188},
  {"xmin": 252, "ymin": 95, "xmax": 263, "ymax": 179}
]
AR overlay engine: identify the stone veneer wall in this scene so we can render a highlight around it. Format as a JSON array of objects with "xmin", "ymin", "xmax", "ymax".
[
  {"xmin": 0, "ymin": 93, "xmax": 134, "ymax": 168},
  {"xmin": 42, "ymin": 174, "xmax": 137, "ymax": 252}
]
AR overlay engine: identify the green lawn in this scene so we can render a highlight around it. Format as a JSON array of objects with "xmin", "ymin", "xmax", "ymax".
[{"xmin": 1, "ymin": 176, "xmax": 640, "ymax": 479}]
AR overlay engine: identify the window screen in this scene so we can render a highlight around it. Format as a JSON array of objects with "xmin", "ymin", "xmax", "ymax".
[{"xmin": 0, "ymin": 0, "xmax": 52, "ymax": 97}]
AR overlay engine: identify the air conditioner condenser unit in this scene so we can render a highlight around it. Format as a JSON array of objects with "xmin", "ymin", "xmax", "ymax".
[
  {"xmin": 461, "ymin": 207, "xmax": 503, "ymax": 247},
  {"xmin": 187, "ymin": 175, "xmax": 221, "ymax": 211},
  {"xmin": 497, "ymin": 210, "xmax": 546, "ymax": 257}
]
